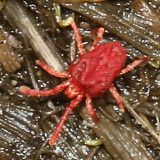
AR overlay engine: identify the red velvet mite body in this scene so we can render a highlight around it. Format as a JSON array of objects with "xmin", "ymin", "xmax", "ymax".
[
  {"xmin": 19, "ymin": 21, "xmax": 149, "ymax": 145},
  {"xmin": 69, "ymin": 42, "xmax": 127, "ymax": 97}
]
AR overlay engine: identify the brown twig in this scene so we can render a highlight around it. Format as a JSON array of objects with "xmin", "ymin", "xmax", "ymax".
[{"xmin": 3, "ymin": 0, "xmax": 67, "ymax": 72}]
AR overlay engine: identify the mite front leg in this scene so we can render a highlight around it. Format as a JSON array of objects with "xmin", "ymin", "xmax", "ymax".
[
  {"xmin": 19, "ymin": 80, "xmax": 71, "ymax": 97},
  {"xmin": 49, "ymin": 94, "xmax": 84, "ymax": 145},
  {"xmin": 36, "ymin": 60, "xmax": 69, "ymax": 78},
  {"xmin": 85, "ymin": 94, "xmax": 100, "ymax": 121},
  {"xmin": 109, "ymin": 84, "xmax": 125, "ymax": 112}
]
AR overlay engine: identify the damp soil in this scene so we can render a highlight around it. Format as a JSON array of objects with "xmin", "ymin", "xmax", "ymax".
[{"xmin": 0, "ymin": 0, "xmax": 160, "ymax": 160}]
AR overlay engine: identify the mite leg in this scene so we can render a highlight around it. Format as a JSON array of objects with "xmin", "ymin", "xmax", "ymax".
[
  {"xmin": 85, "ymin": 94, "xmax": 100, "ymax": 121},
  {"xmin": 19, "ymin": 79, "xmax": 71, "ymax": 97},
  {"xmin": 109, "ymin": 84, "xmax": 125, "ymax": 112},
  {"xmin": 70, "ymin": 21, "xmax": 86, "ymax": 55},
  {"xmin": 120, "ymin": 57, "xmax": 150, "ymax": 75},
  {"xmin": 90, "ymin": 28, "xmax": 105, "ymax": 51},
  {"xmin": 49, "ymin": 94, "xmax": 84, "ymax": 145},
  {"xmin": 36, "ymin": 60, "xmax": 69, "ymax": 78}
]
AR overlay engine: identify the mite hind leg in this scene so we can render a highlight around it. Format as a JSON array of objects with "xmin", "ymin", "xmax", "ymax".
[
  {"xmin": 70, "ymin": 21, "xmax": 86, "ymax": 55},
  {"xmin": 85, "ymin": 94, "xmax": 100, "ymax": 121},
  {"xmin": 90, "ymin": 27, "xmax": 105, "ymax": 51},
  {"xmin": 109, "ymin": 84, "xmax": 125, "ymax": 112},
  {"xmin": 120, "ymin": 57, "xmax": 149, "ymax": 75}
]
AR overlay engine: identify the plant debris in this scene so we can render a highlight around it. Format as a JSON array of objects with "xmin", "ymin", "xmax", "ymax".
[{"xmin": 0, "ymin": 0, "xmax": 159, "ymax": 159}]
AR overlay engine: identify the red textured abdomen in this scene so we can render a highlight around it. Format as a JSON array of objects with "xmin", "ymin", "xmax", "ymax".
[{"xmin": 69, "ymin": 41, "xmax": 127, "ymax": 97}]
